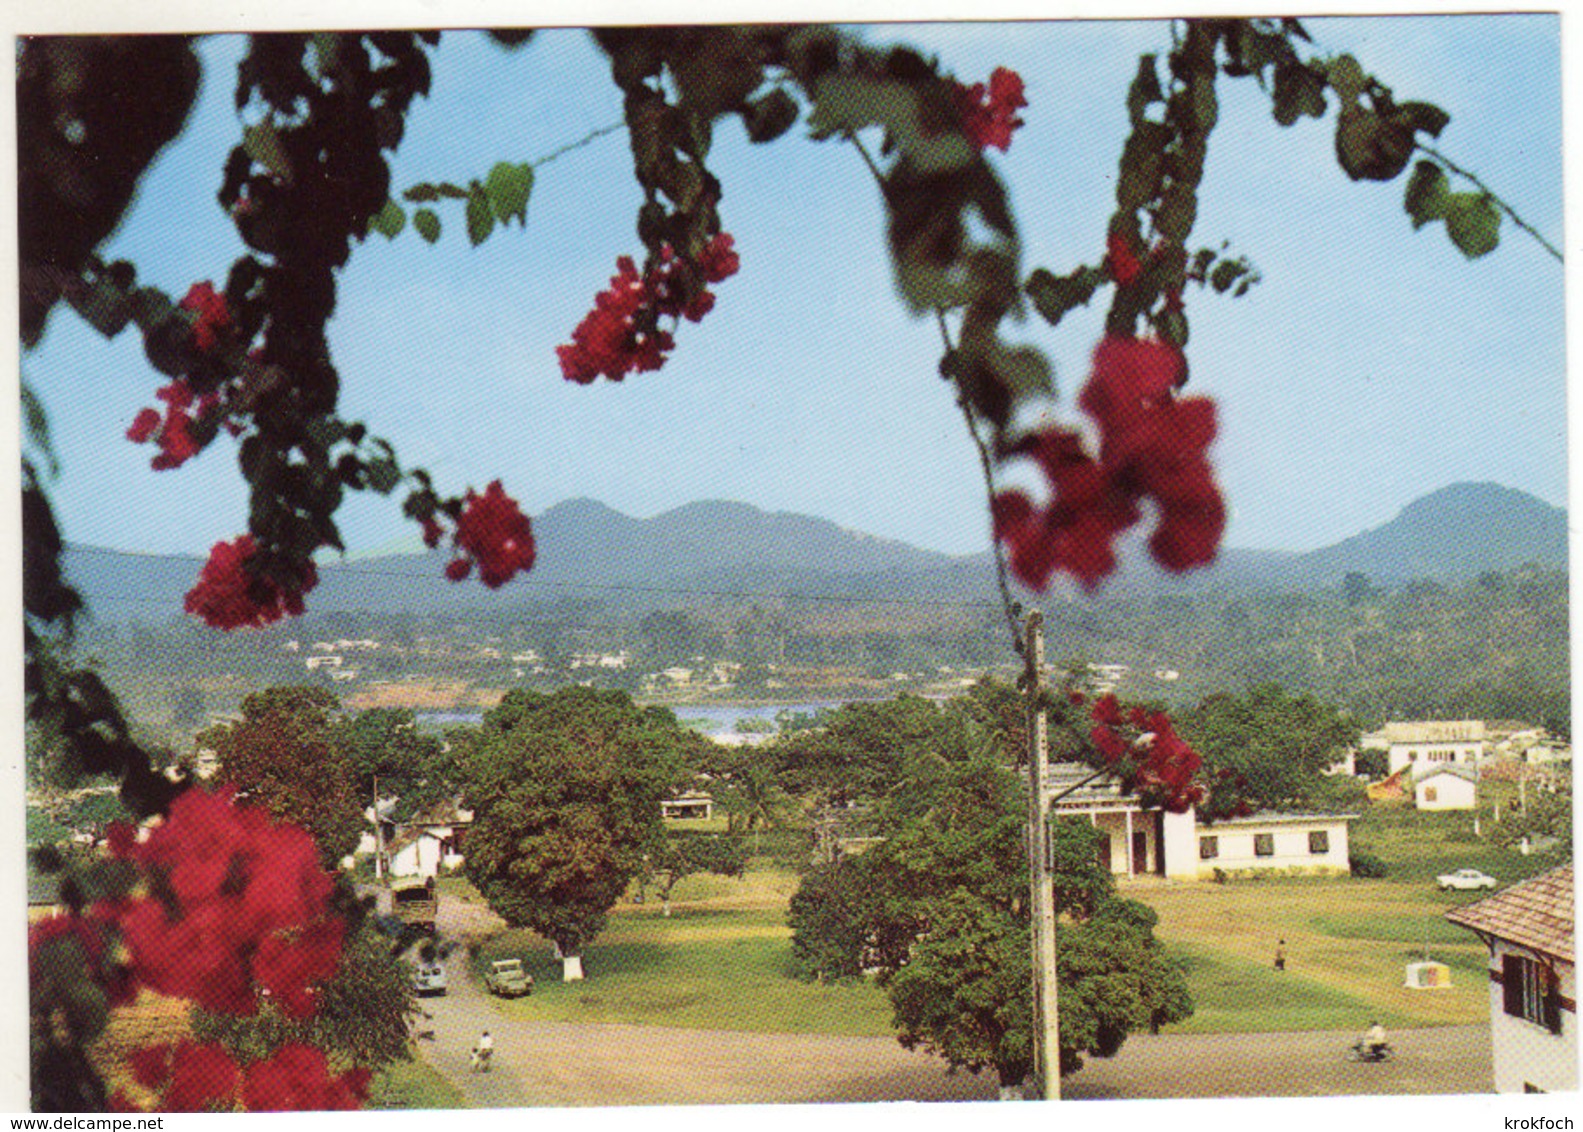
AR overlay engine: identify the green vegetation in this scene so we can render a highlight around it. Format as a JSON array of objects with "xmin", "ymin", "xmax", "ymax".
[
  {"xmin": 367, "ymin": 1056, "xmax": 469, "ymax": 1109},
  {"xmin": 1347, "ymin": 803, "xmax": 1569, "ymax": 886}
]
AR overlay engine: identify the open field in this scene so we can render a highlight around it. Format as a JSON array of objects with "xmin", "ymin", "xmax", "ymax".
[{"xmin": 367, "ymin": 1057, "xmax": 470, "ymax": 1109}]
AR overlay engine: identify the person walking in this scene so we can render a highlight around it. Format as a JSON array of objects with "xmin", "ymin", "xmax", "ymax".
[{"xmin": 1274, "ymin": 939, "xmax": 1287, "ymax": 971}]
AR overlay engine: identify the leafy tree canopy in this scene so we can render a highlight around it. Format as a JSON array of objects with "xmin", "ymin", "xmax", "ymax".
[
  {"xmin": 456, "ymin": 687, "xmax": 697, "ymax": 955},
  {"xmin": 203, "ymin": 685, "xmax": 363, "ymax": 867}
]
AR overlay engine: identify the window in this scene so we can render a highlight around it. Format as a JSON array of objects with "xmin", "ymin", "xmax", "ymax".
[
  {"xmin": 1308, "ymin": 830, "xmax": 1329, "ymax": 854},
  {"xmin": 1502, "ymin": 953, "xmax": 1562, "ymax": 1034},
  {"xmin": 1254, "ymin": 833, "xmax": 1275, "ymax": 857},
  {"xmin": 1425, "ymin": 787, "xmax": 1438, "ymax": 802},
  {"xmin": 1199, "ymin": 836, "xmax": 1218, "ymax": 860}
]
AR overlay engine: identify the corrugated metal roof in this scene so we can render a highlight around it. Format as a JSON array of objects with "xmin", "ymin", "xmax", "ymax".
[{"xmin": 1445, "ymin": 864, "xmax": 1574, "ymax": 964}]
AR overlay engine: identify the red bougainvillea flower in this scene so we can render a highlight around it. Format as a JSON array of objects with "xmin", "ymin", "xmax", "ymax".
[
  {"xmin": 112, "ymin": 787, "xmax": 342, "ymax": 1018},
  {"xmin": 241, "ymin": 1044, "xmax": 371, "ymax": 1112},
  {"xmin": 125, "ymin": 1042, "xmax": 242, "ymax": 1112},
  {"xmin": 1106, "ymin": 232, "xmax": 1142, "ymax": 286},
  {"xmin": 992, "ymin": 333, "xmax": 1224, "ymax": 591},
  {"xmin": 448, "ymin": 480, "xmax": 535, "ymax": 588},
  {"xmin": 184, "ymin": 535, "xmax": 318, "ymax": 630},
  {"xmin": 557, "ymin": 237, "xmax": 739, "ymax": 381},
  {"xmin": 126, "ymin": 407, "xmax": 161, "ymax": 443},
  {"xmin": 956, "ymin": 67, "xmax": 1028, "ymax": 151},
  {"xmin": 179, "ymin": 282, "xmax": 231, "ymax": 353}
]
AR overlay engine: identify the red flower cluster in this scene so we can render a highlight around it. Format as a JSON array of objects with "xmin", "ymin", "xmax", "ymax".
[
  {"xmin": 127, "ymin": 381, "xmax": 219, "ymax": 470},
  {"xmin": 556, "ymin": 233, "xmax": 740, "ymax": 383},
  {"xmin": 444, "ymin": 480, "xmax": 537, "ymax": 588},
  {"xmin": 114, "ymin": 1041, "xmax": 369, "ymax": 1113},
  {"xmin": 956, "ymin": 67, "xmax": 1028, "ymax": 152},
  {"xmin": 184, "ymin": 535, "xmax": 318, "ymax": 630},
  {"xmin": 1086, "ymin": 693, "xmax": 1205, "ymax": 813},
  {"xmin": 992, "ymin": 335, "xmax": 1224, "ymax": 592},
  {"xmin": 1107, "ymin": 232, "xmax": 1143, "ymax": 286},
  {"xmin": 179, "ymin": 282, "xmax": 231, "ymax": 353},
  {"xmin": 110, "ymin": 787, "xmax": 343, "ymax": 1017}
]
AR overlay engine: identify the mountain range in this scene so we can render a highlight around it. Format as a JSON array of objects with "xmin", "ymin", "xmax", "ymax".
[{"xmin": 60, "ymin": 481, "xmax": 1568, "ymax": 622}]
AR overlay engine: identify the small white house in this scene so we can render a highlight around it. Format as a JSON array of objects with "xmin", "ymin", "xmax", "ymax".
[
  {"xmin": 1447, "ymin": 864, "xmax": 1575, "ymax": 1094},
  {"xmin": 1384, "ymin": 720, "xmax": 1487, "ymax": 776},
  {"xmin": 1193, "ymin": 811, "xmax": 1355, "ymax": 878},
  {"xmin": 1414, "ymin": 763, "xmax": 1479, "ymax": 811}
]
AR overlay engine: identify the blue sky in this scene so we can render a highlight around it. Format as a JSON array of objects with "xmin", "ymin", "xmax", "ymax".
[{"xmin": 19, "ymin": 15, "xmax": 1566, "ymax": 562}]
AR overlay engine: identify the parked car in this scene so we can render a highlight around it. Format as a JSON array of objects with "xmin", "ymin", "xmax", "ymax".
[
  {"xmin": 484, "ymin": 958, "xmax": 533, "ymax": 998},
  {"xmin": 411, "ymin": 960, "xmax": 448, "ymax": 996},
  {"xmin": 1437, "ymin": 868, "xmax": 1498, "ymax": 891}
]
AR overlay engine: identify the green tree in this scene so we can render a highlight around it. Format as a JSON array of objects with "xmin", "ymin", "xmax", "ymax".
[
  {"xmin": 204, "ymin": 686, "xmax": 363, "ymax": 868},
  {"xmin": 456, "ymin": 687, "xmax": 693, "ymax": 979},
  {"xmin": 1178, "ymin": 684, "xmax": 1360, "ymax": 819},
  {"xmin": 787, "ymin": 752, "xmax": 1192, "ymax": 1094},
  {"xmin": 191, "ymin": 918, "xmax": 419, "ymax": 1072},
  {"xmin": 643, "ymin": 831, "xmax": 748, "ymax": 916},
  {"xmin": 332, "ymin": 707, "xmax": 451, "ymax": 823}
]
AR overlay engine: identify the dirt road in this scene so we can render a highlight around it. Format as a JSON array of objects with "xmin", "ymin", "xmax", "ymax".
[{"xmin": 411, "ymin": 893, "xmax": 1492, "ymax": 1107}]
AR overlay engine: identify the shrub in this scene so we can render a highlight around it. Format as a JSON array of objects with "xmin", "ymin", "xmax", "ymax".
[{"xmin": 1349, "ymin": 849, "xmax": 1389, "ymax": 878}]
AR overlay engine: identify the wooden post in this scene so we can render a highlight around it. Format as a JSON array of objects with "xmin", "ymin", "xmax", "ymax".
[{"xmin": 1025, "ymin": 611, "xmax": 1060, "ymax": 1100}]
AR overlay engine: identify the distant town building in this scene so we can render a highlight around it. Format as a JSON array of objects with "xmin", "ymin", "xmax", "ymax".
[
  {"xmin": 1446, "ymin": 865, "xmax": 1575, "ymax": 1094},
  {"xmin": 1383, "ymin": 720, "xmax": 1487, "ymax": 776},
  {"xmin": 1414, "ymin": 764, "xmax": 1479, "ymax": 811}
]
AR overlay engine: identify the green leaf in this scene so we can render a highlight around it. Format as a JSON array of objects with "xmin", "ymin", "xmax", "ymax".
[
  {"xmin": 414, "ymin": 208, "xmax": 441, "ymax": 243},
  {"xmin": 1025, "ymin": 265, "xmax": 1105, "ymax": 328},
  {"xmin": 1209, "ymin": 260, "xmax": 1244, "ymax": 293},
  {"xmin": 403, "ymin": 183, "xmax": 441, "ymax": 203},
  {"xmin": 1159, "ymin": 309, "xmax": 1189, "ymax": 347},
  {"xmin": 808, "ymin": 72, "xmax": 974, "ymax": 173},
  {"xmin": 369, "ymin": 198, "xmax": 407, "ymax": 240},
  {"xmin": 365, "ymin": 458, "xmax": 401, "ymax": 495},
  {"xmin": 466, "ymin": 188, "xmax": 494, "ymax": 246},
  {"xmin": 1398, "ymin": 101, "xmax": 1451, "ymax": 139},
  {"xmin": 1126, "ymin": 55, "xmax": 1162, "ymax": 126},
  {"xmin": 1403, "ymin": 161, "xmax": 1449, "ymax": 229},
  {"xmin": 305, "ymin": 417, "xmax": 346, "ymax": 450},
  {"xmin": 437, "ymin": 182, "xmax": 470, "ymax": 200},
  {"xmin": 484, "ymin": 162, "xmax": 534, "ymax": 227},
  {"xmin": 1115, "ymin": 122, "xmax": 1169, "ymax": 209},
  {"xmin": 1444, "ymin": 193, "xmax": 1501, "ymax": 259},
  {"xmin": 990, "ymin": 345, "xmax": 1052, "ymax": 400},
  {"xmin": 128, "ymin": 288, "xmax": 176, "ymax": 333},
  {"xmin": 743, "ymin": 88, "xmax": 800, "ymax": 143},
  {"xmin": 243, "ymin": 122, "xmax": 294, "ymax": 185},
  {"xmin": 1326, "ymin": 54, "xmax": 1366, "ymax": 103}
]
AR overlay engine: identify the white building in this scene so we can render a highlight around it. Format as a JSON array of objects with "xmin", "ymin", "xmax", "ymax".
[
  {"xmin": 1447, "ymin": 865, "xmax": 1575, "ymax": 1094},
  {"xmin": 1045, "ymin": 766, "xmax": 1353, "ymax": 880},
  {"xmin": 1193, "ymin": 811, "xmax": 1355, "ymax": 878},
  {"xmin": 1414, "ymin": 764, "xmax": 1479, "ymax": 811},
  {"xmin": 1384, "ymin": 720, "xmax": 1487, "ymax": 776}
]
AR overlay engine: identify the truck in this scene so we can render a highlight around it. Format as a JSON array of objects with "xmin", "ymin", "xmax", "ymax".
[
  {"xmin": 483, "ymin": 958, "xmax": 533, "ymax": 998},
  {"xmin": 391, "ymin": 878, "xmax": 438, "ymax": 935}
]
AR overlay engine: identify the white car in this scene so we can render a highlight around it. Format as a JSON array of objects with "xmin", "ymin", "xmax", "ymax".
[
  {"xmin": 411, "ymin": 961, "xmax": 448, "ymax": 996},
  {"xmin": 1437, "ymin": 868, "xmax": 1497, "ymax": 891}
]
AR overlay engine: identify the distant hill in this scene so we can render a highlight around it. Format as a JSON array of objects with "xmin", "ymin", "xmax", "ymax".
[
  {"xmin": 58, "ymin": 482, "xmax": 1567, "ymax": 621},
  {"xmin": 1270, "ymin": 482, "xmax": 1568, "ymax": 588}
]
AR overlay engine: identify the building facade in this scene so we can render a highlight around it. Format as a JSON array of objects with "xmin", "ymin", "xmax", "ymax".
[
  {"xmin": 1414, "ymin": 764, "xmax": 1479, "ymax": 811},
  {"xmin": 1447, "ymin": 864, "xmax": 1576, "ymax": 1094},
  {"xmin": 1384, "ymin": 720, "xmax": 1487, "ymax": 776}
]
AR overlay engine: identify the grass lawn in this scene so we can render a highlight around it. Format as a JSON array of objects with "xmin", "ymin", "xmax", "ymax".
[
  {"xmin": 367, "ymin": 1056, "xmax": 470, "ymax": 1109},
  {"xmin": 473, "ymin": 866, "xmax": 895, "ymax": 1036}
]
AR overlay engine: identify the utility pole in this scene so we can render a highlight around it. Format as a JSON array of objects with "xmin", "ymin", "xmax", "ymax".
[
  {"xmin": 373, "ymin": 772, "xmax": 386, "ymax": 883},
  {"xmin": 1025, "ymin": 610, "xmax": 1060, "ymax": 1100}
]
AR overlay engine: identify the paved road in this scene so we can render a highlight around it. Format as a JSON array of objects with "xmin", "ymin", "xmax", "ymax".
[{"xmin": 409, "ymin": 894, "xmax": 1492, "ymax": 1107}]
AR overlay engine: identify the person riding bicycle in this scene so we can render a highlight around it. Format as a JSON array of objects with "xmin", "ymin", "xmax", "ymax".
[{"xmin": 1364, "ymin": 1020, "xmax": 1388, "ymax": 1059}]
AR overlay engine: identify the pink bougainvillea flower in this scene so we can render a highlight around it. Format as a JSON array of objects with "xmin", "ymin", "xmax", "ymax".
[
  {"xmin": 956, "ymin": 67, "xmax": 1028, "ymax": 151},
  {"xmin": 696, "ymin": 233, "xmax": 741, "ymax": 283},
  {"xmin": 179, "ymin": 282, "xmax": 231, "ymax": 353},
  {"xmin": 183, "ymin": 535, "xmax": 317, "ymax": 630},
  {"xmin": 241, "ymin": 1044, "xmax": 370, "ymax": 1112},
  {"xmin": 126, "ymin": 408, "xmax": 161, "ymax": 443}
]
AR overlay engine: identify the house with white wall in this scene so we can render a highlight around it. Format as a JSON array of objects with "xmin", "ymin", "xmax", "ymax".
[
  {"xmin": 1045, "ymin": 764, "xmax": 1354, "ymax": 880},
  {"xmin": 1384, "ymin": 720, "xmax": 1487, "ymax": 776},
  {"xmin": 1414, "ymin": 764, "xmax": 1479, "ymax": 811},
  {"xmin": 1446, "ymin": 864, "xmax": 1575, "ymax": 1094}
]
